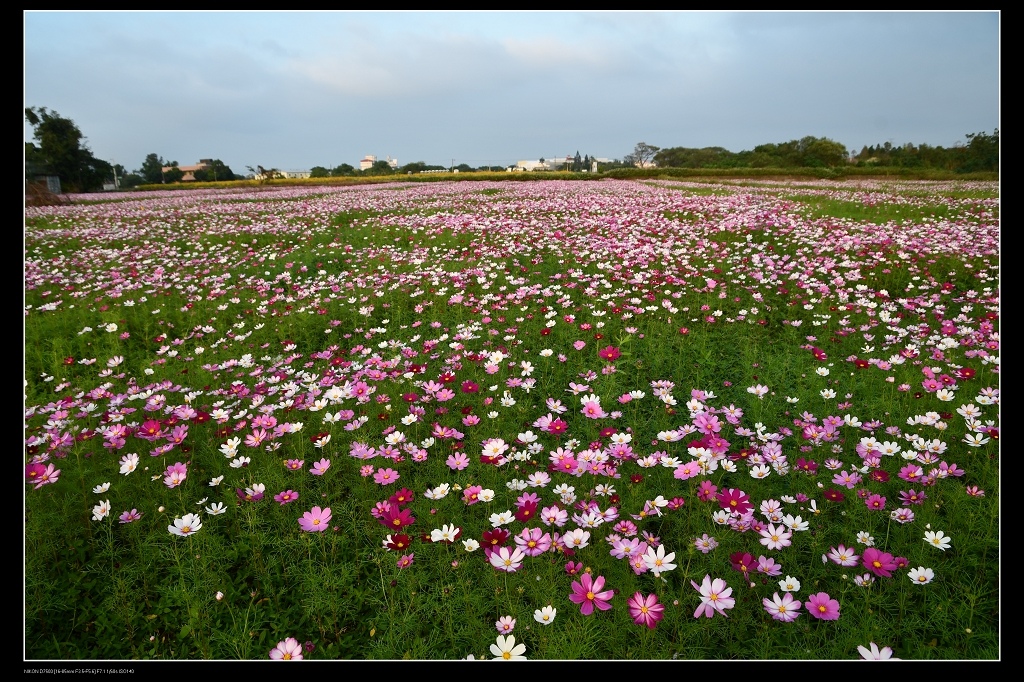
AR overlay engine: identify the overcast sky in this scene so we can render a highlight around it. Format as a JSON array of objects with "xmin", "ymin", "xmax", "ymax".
[{"xmin": 24, "ymin": 11, "xmax": 1000, "ymax": 174}]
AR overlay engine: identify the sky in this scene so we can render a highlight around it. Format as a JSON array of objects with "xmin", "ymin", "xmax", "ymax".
[{"xmin": 24, "ymin": 11, "xmax": 1000, "ymax": 175}]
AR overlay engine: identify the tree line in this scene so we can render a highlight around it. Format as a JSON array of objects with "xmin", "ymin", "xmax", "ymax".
[{"xmin": 637, "ymin": 131, "xmax": 998, "ymax": 173}]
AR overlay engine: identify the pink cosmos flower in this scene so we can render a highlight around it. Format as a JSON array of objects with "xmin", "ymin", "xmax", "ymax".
[
  {"xmin": 515, "ymin": 527, "xmax": 552, "ymax": 557},
  {"xmin": 674, "ymin": 460, "xmax": 702, "ymax": 480},
  {"xmin": 298, "ymin": 505, "xmax": 332, "ymax": 532},
  {"xmin": 462, "ymin": 485, "xmax": 483, "ymax": 505},
  {"xmin": 763, "ymin": 592, "xmax": 803, "ymax": 622},
  {"xmin": 691, "ymin": 574, "xmax": 735, "ymax": 619},
  {"xmin": 28, "ymin": 463, "xmax": 61, "ymax": 489},
  {"xmin": 310, "ymin": 458, "xmax": 331, "ymax": 475},
  {"xmin": 495, "ymin": 616, "xmax": 516, "ymax": 634},
  {"xmin": 373, "ymin": 467, "xmax": 399, "ymax": 485},
  {"xmin": 696, "ymin": 480, "xmax": 718, "ymax": 502},
  {"xmin": 865, "ymin": 493, "xmax": 887, "ymax": 511},
  {"xmin": 274, "ymin": 490, "xmax": 298, "ymax": 505},
  {"xmin": 568, "ymin": 573, "xmax": 614, "ymax": 615},
  {"xmin": 627, "ymin": 592, "xmax": 664, "ymax": 629},
  {"xmin": 269, "ymin": 637, "xmax": 303, "ymax": 660},
  {"xmin": 118, "ymin": 509, "xmax": 142, "ymax": 524},
  {"xmin": 580, "ymin": 397, "xmax": 607, "ymax": 419},
  {"xmin": 806, "ymin": 592, "xmax": 841, "ymax": 620},
  {"xmin": 826, "ymin": 544, "xmax": 860, "ymax": 567},
  {"xmin": 489, "ymin": 546, "xmax": 527, "ymax": 573},
  {"xmin": 396, "ymin": 553, "xmax": 414, "ymax": 569},
  {"xmin": 446, "ymin": 453, "xmax": 470, "ymax": 471},
  {"xmin": 759, "ymin": 523, "xmax": 793, "ymax": 550}
]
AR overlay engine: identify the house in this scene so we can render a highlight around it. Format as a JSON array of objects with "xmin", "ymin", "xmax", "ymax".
[{"xmin": 161, "ymin": 160, "xmax": 211, "ymax": 182}]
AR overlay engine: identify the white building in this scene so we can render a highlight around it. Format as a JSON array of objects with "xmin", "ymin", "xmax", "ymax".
[{"xmin": 359, "ymin": 155, "xmax": 399, "ymax": 171}]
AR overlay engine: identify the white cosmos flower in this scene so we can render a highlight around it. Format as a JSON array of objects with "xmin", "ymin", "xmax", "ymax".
[
  {"xmin": 205, "ymin": 502, "xmax": 227, "ymax": 515},
  {"xmin": 533, "ymin": 605, "xmax": 557, "ymax": 625},
  {"xmin": 92, "ymin": 499, "xmax": 111, "ymax": 521},
  {"xmin": 168, "ymin": 513, "xmax": 203, "ymax": 537}
]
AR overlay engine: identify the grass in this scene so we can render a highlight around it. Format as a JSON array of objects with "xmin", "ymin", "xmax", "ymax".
[{"xmin": 24, "ymin": 177, "xmax": 999, "ymax": 662}]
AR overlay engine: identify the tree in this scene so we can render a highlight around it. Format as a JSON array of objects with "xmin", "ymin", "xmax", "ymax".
[
  {"xmin": 139, "ymin": 153, "xmax": 167, "ymax": 184},
  {"xmin": 960, "ymin": 129, "xmax": 998, "ymax": 173},
  {"xmin": 630, "ymin": 142, "xmax": 660, "ymax": 168},
  {"xmin": 246, "ymin": 165, "xmax": 281, "ymax": 183},
  {"xmin": 163, "ymin": 165, "xmax": 184, "ymax": 183},
  {"xmin": 25, "ymin": 107, "xmax": 111, "ymax": 192},
  {"xmin": 309, "ymin": 166, "xmax": 331, "ymax": 178},
  {"xmin": 364, "ymin": 160, "xmax": 395, "ymax": 175},
  {"xmin": 192, "ymin": 159, "xmax": 236, "ymax": 182},
  {"xmin": 331, "ymin": 163, "xmax": 356, "ymax": 176}
]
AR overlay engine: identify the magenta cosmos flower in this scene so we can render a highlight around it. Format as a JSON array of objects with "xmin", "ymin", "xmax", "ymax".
[
  {"xmin": 568, "ymin": 573, "xmax": 614, "ymax": 615},
  {"xmin": 862, "ymin": 547, "xmax": 898, "ymax": 578},
  {"xmin": 806, "ymin": 592, "xmax": 841, "ymax": 620},
  {"xmin": 716, "ymin": 488, "xmax": 754, "ymax": 515},
  {"xmin": 269, "ymin": 637, "xmax": 303, "ymax": 660},
  {"xmin": 627, "ymin": 592, "xmax": 664, "ymax": 629},
  {"xmin": 298, "ymin": 505, "xmax": 332, "ymax": 532}
]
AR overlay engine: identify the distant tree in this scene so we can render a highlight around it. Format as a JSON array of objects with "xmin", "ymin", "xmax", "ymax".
[
  {"xmin": 309, "ymin": 166, "xmax": 331, "ymax": 178},
  {"xmin": 331, "ymin": 163, "xmax": 356, "ymax": 176},
  {"xmin": 363, "ymin": 160, "xmax": 395, "ymax": 176},
  {"xmin": 163, "ymin": 165, "xmax": 184, "ymax": 183},
  {"xmin": 399, "ymin": 161, "xmax": 429, "ymax": 174},
  {"xmin": 246, "ymin": 165, "xmax": 281, "ymax": 183},
  {"xmin": 798, "ymin": 136, "xmax": 848, "ymax": 168},
  {"xmin": 960, "ymin": 129, "xmax": 998, "ymax": 173},
  {"xmin": 139, "ymin": 153, "xmax": 167, "ymax": 184},
  {"xmin": 654, "ymin": 146, "xmax": 738, "ymax": 169},
  {"xmin": 25, "ymin": 107, "xmax": 111, "ymax": 192},
  {"xmin": 454, "ymin": 163, "xmax": 474, "ymax": 173},
  {"xmin": 119, "ymin": 173, "xmax": 145, "ymax": 189},
  {"xmin": 630, "ymin": 142, "xmax": 660, "ymax": 168},
  {"xmin": 193, "ymin": 159, "xmax": 235, "ymax": 182}
]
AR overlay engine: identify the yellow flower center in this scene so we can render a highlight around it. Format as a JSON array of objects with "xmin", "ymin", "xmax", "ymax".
[
  {"xmin": 587, "ymin": 592, "xmax": 595, "ymax": 600},
  {"xmin": 503, "ymin": 651, "xmax": 511, "ymax": 660}
]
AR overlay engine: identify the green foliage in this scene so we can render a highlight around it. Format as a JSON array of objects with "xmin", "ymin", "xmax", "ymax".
[
  {"xmin": 25, "ymin": 107, "xmax": 112, "ymax": 192},
  {"xmin": 163, "ymin": 166, "xmax": 185, "ymax": 183},
  {"xmin": 192, "ymin": 160, "xmax": 236, "ymax": 182},
  {"xmin": 140, "ymin": 153, "xmax": 167, "ymax": 184}
]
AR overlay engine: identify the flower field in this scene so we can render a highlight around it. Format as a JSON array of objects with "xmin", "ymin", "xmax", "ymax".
[{"xmin": 24, "ymin": 178, "xmax": 999, "ymax": 660}]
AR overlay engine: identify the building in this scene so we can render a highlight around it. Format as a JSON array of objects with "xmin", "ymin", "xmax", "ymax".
[
  {"xmin": 161, "ymin": 160, "xmax": 212, "ymax": 182},
  {"xmin": 359, "ymin": 155, "xmax": 399, "ymax": 171}
]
